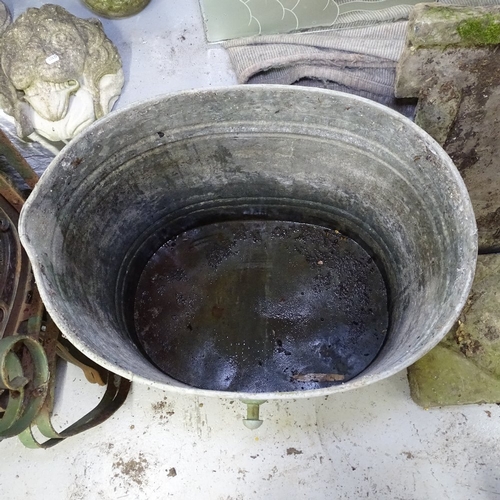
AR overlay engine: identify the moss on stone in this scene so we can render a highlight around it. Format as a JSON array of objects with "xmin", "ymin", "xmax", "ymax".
[
  {"xmin": 406, "ymin": 4, "xmax": 500, "ymax": 49},
  {"xmin": 457, "ymin": 14, "xmax": 500, "ymax": 46}
]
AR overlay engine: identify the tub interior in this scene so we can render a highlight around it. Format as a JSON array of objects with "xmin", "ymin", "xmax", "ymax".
[{"xmin": 19, "ymin": 87, "xmax": 476, "ymax": 397}]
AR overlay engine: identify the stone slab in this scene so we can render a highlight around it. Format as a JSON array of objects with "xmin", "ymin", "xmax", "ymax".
[
  {"xmin": 396, "ymin": 3, "xmax": 500, "ymax": 251},
  {"xmin": 409, "ymin": 254, "xmax": 500, "ymax": 407}
]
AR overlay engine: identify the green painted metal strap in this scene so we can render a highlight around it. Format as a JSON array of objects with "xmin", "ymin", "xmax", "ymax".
[
  {"xmin": 0, "ymin": 335, "xmax": 49, "ymax": 438},
  {"xmin": 17, "ymin": 318, "xmax": 131, "ymax": 448},
  {"xmin": 0, "ymin": 352, "xmax": 25, "ymax": 433},
  {"xmin": 18, "ymin": 374, "xmax": 131, "ymax": 449},
  {"xmin": 0, "ymin": 134, "xmax": 132, "ymax": 447}
]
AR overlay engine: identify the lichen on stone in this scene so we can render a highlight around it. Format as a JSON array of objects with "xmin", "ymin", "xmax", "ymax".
[{"xmin": 423, "ymin": 4, "xmax": 460, "ymax": 20}]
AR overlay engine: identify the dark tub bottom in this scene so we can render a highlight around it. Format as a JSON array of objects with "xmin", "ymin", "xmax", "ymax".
[{"xmin": 133, "ymin": 220, "xmax": 388, "ymax": 392}]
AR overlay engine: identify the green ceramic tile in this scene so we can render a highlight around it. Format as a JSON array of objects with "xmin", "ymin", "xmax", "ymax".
[{"xmin": 199, "ymin": 0, "xmax": 422, "ymax": 42}]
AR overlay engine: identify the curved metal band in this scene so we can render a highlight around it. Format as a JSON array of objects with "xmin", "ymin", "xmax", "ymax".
[{"xmin": 0, "ymin": 335, "xmax": 49, "ymax": 438}]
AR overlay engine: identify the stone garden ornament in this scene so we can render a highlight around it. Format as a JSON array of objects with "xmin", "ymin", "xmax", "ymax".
[
  {"xmin": 0, "ymin": 2, "xmax": 10, "ymax": 36},
  {"xmin": 0, "ymin": 4, "xmax": 124, "ymax": 147}
]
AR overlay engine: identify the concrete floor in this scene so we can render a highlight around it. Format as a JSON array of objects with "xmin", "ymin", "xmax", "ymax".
[
  {"xmin": 2, "ymin": 365, "xmax": 500, "ymax": 499},
  {"xmin": 1, "ymin": 1, "xmax": 500, "ymax": 499}
]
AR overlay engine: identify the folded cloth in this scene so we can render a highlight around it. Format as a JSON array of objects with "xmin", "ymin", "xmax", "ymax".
[
  {"xmin": 224, "ymin": 21, "xmax": 414, "ymax": 116},
  {"xmin": 224, "ymin": 21, "xmax": 407, "ymax": 84}
]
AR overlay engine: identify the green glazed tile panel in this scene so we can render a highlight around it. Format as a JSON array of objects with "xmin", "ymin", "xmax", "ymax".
[{"xmin": 199, "ymin": 0, "xmax": 422, "ymax": 41}]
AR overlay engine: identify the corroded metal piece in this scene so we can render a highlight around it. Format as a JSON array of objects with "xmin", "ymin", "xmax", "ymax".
[
  {"xmin": 19, "ymin": 319, "xmax": 132, "ymax": 449},
  {"xmin": 0, "ymin": 335, "xmax": 49, "ymax": 438},
  {"xmin": 0, "ymin": 129, "xmax": 131, "ymax": 445}
]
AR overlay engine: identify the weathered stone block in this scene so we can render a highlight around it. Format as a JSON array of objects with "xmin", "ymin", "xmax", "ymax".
[
  {"xmin": 396, "ymin": 3, "xmax": 500, "ymax": 251},
  {"xmin": 409, "ymin": 254, "xmax": 500, "ymax": 407}
]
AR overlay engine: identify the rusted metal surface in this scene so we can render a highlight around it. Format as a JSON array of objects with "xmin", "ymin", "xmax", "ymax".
[
  {"xmin": 0, "ymin": 205, "xmax": 22, "ymax": 340},
  {"xmin": 0, "ymin": 167, "xmax": 32, "ymax": 344},
  {"xmin": 0, "ymin": 167, "xmax": 26, "ymax": 212},
  {"xmin": 0, "ymin": 335, "xmax": 49, "ymax": 438},
  {"xmin": 0, "ymin": 130, "xmax": 131, "ymax": 445},
  {"xmin": 19, "ymin": 319, "xmax": 131, "ymax": 449},
  {"xmin": 0, "ymin": 133, "xmax": 46, "ymax": 439},
  {"xmin": 0, "ymin": 129, "xmax": 39, "ymax": 189}
]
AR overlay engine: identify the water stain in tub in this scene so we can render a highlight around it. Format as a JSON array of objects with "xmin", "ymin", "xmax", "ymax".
[{"xmin": 133, "ymin": 220, "xmax": 389, "ymax": 392}]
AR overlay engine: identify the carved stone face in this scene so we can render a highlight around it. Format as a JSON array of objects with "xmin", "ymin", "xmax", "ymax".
[{"xmin": 0, "ymin": 4, "xmax": 124, "ymax": 144}]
